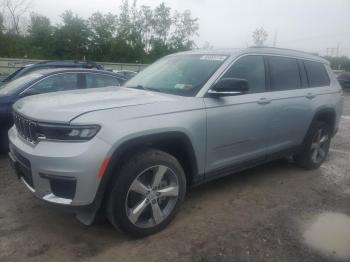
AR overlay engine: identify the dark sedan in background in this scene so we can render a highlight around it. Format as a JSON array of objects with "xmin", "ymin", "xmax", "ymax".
[
  {"xmin": 1, "ymin": 60, "xmax": 104, "ymax": 86},
  {"xmin": 338, "ymin": 73, "xmax": 350, "ymax": 90},
  {"xmin": 0, "ymin": 68, "xmax": 127, "ymax": 150}
]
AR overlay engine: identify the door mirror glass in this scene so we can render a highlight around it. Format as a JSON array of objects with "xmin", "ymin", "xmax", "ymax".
[{"xmin": 209, "ymin": 78, "xmax": 249, "ymax": 96}]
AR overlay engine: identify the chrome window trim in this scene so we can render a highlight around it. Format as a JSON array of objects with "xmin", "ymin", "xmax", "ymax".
[
  {"xmin": 19, "ymin": 71, "xmax": 121, "ymax": 96},
  {"xmin": 19, "ymin": 72, "xmax": 81, "ymax": 96}
]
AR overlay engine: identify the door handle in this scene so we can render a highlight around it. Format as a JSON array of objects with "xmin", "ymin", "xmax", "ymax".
[
  {"xmin": 257, "ymin": 98, "xmax": 272, "ymax": 105},
  {"xmin": 306, "ymin": 93, "xmax": 315, "ymax": 99}
]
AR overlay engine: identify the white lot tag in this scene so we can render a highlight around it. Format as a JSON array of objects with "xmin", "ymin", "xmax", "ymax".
[{"xmin": 200, "ymin": 55, "xmax": 227, "ymax": 61}]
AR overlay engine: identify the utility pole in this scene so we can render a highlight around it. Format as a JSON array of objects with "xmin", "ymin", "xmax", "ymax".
[
  {"xmin": 273, "ymin": 31, "xmax": 278, "ymax": 47},
  {"xmin": 336, "ymin": 42, "xmax": 340, "ymax": 57},
  {"xmin": 326, "ymin": 46, "xmax": 339, "ymax": 57}
]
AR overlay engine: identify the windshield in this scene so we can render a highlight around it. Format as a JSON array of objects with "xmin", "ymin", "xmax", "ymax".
[
  {"xmin": 0, "ymin": 73, "xmax": 43, "ymax": 96},
  {"xmin": 125, "ymin": 54, "xmax": 227, "ymax": 96}
]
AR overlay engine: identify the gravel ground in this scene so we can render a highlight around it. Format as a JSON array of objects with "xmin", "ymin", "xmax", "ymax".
[{"xmin": 0, "ymin": 93, "xmax": 350, "ymax": 262}]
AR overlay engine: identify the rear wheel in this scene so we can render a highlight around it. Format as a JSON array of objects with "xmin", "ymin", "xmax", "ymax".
[
  {"xmin": 106, "ymin": 149, "xmax": 186, "ymax": 237},
  {"xmin": 294, "ymin": 121, "xmax": 331, "ymax": 169}
]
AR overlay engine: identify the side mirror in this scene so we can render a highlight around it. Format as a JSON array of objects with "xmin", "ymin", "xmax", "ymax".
[{"xmin": 208, "ymin": 78, "xmax": 249, "ymax": 97}]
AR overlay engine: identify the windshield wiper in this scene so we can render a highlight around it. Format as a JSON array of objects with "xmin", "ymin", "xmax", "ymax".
[
  {"xmin": 127, "ymin": 84, "xmax": 147, "ymax": 90},
  {"xmin": 127, "ymin": 85, "xmax": 161, "ymax": 93}
]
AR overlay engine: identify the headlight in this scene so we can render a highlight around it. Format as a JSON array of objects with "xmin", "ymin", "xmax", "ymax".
[{"xmin": 36, "ymin": 124, "xmax": 100, "ymax": 142}]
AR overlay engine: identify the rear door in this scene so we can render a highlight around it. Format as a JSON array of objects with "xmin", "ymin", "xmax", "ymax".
[
  {"xmin": 204, "ymin": 55, "xmax": 272, "ymax": 175},
  {"xmin": 264, "ymin": 56, "xmax": 313, "ymax": 154}
]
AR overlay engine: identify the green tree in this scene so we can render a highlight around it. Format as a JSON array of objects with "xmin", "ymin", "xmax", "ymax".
[
  {"xmin": 115, "ymin": 0, "xmax": 145, "ymax": 62},
  {"xmin": 139, "ymin": 5, "xmax": 153, "ymax": 53},
  {"xmin": 53, "ymin": 10, "xmax": 91, "ymax": 60},
  {"xmin": 27, "ymin": 13, "xmax": 53, "ymax": 58},
  {"xmin": 170, "ymin": 10, "xmax": 199, "ymax": 51},
  {"xmin": 0, "ymin": 13, "xmax": 5, "ymax": 33},
  {"xmin": 152, "ymin": 3, "xmax": 171, "ymax": 43},
  {"xmin": 324, "ymin": 56, "xmax": 350, "ymax": 72},
  {"xmin": 88, "ymin": 12, "xmax": 117, "ymax": 61},
  {"xmin": 0, "ymin": 1, "xmax": 200, "ymax": 62},
  {"xmin": 0, "ymin": 33, "xmax": 27, "ymax": 57},
  {"xmin": 252, "ymin": 27, "xmax": 268, "ymax": 46}
]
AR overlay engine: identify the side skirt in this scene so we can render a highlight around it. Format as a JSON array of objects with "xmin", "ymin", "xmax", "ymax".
[{"xmin": 191, "ymin": 145, "xmax": 301, "ymax": 187}]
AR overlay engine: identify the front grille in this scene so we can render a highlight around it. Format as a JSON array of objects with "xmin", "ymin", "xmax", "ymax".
[{"xmin": 13, "ymin": 112, "xmax": 38, "ymax": 143}]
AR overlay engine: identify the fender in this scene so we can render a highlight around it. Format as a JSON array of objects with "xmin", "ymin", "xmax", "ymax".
[
  {"xmin": 89, "ymin": 131, "xmax": 200, "ymax": 214},
  {"xmin": 301, "ymin": 107, "xmax": 336, "ymax": 147}
]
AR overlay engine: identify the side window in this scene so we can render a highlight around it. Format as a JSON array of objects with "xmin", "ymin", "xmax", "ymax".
[
  {"xmin": 86, "ymin": 74, "xmax": 120, "ymax": 89},
  {"xmin": 268, "ymin": 56, "xmax": 301, "ymax": 91},
  {"xmin": 303, "ymin": 61, "xmax": 330, "ymax": 87},
  {"xmin": 223, "ymin": 55, "xmax": 265, "ymax": 93},
  {"xmin": 28, "ymin": 73, "xmax": 79, "ymax": 94}
]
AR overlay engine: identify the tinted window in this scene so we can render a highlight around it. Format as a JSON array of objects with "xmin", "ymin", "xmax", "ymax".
[
  {"xmin": 28, "ymin": 73, "xmax": 79, "ymax": 94},
  {"xmin": 0, "ymin": 73, "xmax": 43, "ymax": 95},
  {"xmin": 223, "ymin": 55, "xmax": 265, "ymax": 93},
  {"xmin": 86, "ymin": 74, "xmax": 120, "ymax": 88},
  {"xmin": 269, "ymin": 56, "xmax": 301, "ymax": 91},
  {"xmin": 304, "ymin": 61, "xmax": 330, "ymax": 87}
]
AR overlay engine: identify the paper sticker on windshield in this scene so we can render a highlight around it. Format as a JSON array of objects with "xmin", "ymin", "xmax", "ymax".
[{"xmin": 200, "ymin": 55, "xmax": 227, "ymax": 61}]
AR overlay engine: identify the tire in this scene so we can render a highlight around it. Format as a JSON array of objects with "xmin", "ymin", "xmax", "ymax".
[
  {"xmin": 294, "ymin": 121, "xmax": 331, "ymax": 170},
  {"xmin": 106, "ymin": 149, "xmax": 187, "ymax": 237}
]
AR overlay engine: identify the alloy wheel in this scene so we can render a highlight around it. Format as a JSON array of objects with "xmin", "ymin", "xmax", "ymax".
[
  {"xmin": 310, "ymin": 128, "xmax": 329, "ymax": 164},
  {"xmin": 125, "ymin": 165, "xmax": 179, "ymax": 228}
]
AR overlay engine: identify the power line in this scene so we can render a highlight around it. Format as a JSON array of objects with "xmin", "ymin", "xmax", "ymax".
[
  {"xmin": 326, "ymin": 43, "xmax": 340, "ymax": 57},
  {"xmin": 279, "ymin": 32, "xmax": 350, "ymax": 44}
]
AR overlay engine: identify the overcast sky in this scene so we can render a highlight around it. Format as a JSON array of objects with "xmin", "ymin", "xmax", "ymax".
[{"xmin": 32, "ymin": 0, "xmax": 350, "ymax": 57}]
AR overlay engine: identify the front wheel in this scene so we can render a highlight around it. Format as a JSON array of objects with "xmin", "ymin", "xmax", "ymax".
[
  {"xmin": 106, "ymin": 149, "xmax": 186, "ymax": 237},
  {"xmin": 294, "ymin": 121, "xmax": 331, "ymax": 169}
]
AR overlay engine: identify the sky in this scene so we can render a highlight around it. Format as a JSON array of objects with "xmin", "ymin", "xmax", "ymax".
[{"xmin": 32, "ymin": 0, "xmax": 350, "ymax": 57}]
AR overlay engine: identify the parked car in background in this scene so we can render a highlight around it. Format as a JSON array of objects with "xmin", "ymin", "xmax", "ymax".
[
  {"xmin": 338, "ymin": 73, "xmax": 350, "ymax": 89},
  {"xmin": 7, "ymin": 47, "xmax": 343, "ymax": 237},
  {"xmin": 1, "ymin": 60, "xmax": 104, "ymax": 85},
  {"xmin": 0, "ymin": 68, "xmax": 126, "ymax": 151},
  {"xmin": 0, "ymin": 74, "xmax": 6, "ymax": 83},
  {"xmin": 113, "ymin": 70, "xmax": 138, "ymax": 79}
]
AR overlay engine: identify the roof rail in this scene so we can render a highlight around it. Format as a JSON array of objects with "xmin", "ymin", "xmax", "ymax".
[{"xmin": 248, "ymin": 46, "xmax": 318, "ymax": 56}]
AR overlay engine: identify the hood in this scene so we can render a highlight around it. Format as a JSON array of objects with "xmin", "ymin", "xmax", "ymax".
[{"xmin": 13, "ymin": 87, "xmax": 176, "ymax": 123}]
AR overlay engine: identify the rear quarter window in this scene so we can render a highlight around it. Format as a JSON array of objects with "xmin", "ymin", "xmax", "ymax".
[{"xmin": 303, "ymin": 61, "xmax": 330, "ymax": 87}]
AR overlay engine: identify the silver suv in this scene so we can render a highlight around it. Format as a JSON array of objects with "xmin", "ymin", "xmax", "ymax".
[{"xmin": 8, "ymin": 47, "xmax": 344, "ymax": 236}]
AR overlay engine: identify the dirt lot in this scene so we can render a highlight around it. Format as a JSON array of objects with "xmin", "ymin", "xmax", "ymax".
[{"xmin": 1, "ymin": 93, "xmax": 350, "ymax": 262}]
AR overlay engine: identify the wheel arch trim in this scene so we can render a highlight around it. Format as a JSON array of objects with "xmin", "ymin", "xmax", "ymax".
[
  {"xmin": 311, "ymin": 107, "xmax": 337, "ymax": 134},
  {"xmin": 91, "ymin": 131, "xmax": 199, "ymax": 213}
]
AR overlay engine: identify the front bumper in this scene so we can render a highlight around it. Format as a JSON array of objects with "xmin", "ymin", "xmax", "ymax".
[{"xmin": 8, "ymin": 127, "xmax": 112, "ymax": 207}]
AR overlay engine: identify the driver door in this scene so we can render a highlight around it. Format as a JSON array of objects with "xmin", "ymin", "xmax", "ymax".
[{"xmin": 204, "ymin": 55, "xmax": 272, "ymax": 176}]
